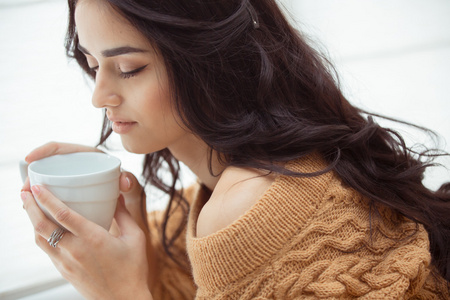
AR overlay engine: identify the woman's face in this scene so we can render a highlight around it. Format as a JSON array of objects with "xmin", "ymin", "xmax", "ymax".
[{"xmin": 74, "ymin": 0, "xmax": 189, "ymax": 154}]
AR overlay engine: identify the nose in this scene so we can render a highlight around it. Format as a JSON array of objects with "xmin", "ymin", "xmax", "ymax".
[{"xmin": 91, "ymin": 70, "xmax": 122, "ymax": 108}]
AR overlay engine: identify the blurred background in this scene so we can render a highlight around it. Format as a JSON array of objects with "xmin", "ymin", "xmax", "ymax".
[{"xmin": 1, "ymin": 0, "xmax": 449, "ymax": 299}]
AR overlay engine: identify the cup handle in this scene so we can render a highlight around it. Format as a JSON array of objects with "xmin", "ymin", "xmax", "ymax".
[{"xmin": 19, "ymin": 160, "xmax": 29, "ymax": 184}]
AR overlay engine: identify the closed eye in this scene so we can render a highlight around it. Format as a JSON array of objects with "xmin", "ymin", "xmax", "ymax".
[{"xmin": 120, "ymin": 64, "xmax": 149, "ymax": 79}]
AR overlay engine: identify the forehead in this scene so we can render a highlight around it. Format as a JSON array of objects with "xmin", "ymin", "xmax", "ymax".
[
  {"xmin": 74, "ymin": 0, "xmax": 150, "ymax": 51},
  {"xmin": 75, "ymin": 0, "xmax": 127, "ymax": 31}
]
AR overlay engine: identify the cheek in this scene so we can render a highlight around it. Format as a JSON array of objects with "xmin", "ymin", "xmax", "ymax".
[
  {"xmin": 136, "ymin": 79, "xmax": 183, "ymax": 132},
  {"xmin": 143, "ymin": 83, "xmax": 172, "ymax": 117}
]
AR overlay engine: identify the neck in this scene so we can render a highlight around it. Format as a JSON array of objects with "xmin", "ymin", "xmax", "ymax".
[{"xmin": 168, "ymin": 135, "xmax": 224, "ymax": 191}]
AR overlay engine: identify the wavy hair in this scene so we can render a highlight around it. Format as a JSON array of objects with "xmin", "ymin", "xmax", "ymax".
[{"xmin": 65, "ymin": 0, "xmax": 450, "ymax": 279}]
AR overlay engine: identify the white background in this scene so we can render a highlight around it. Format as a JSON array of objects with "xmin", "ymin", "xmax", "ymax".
[{"xmin": 1, "ymin": 0, "xmax": 449, "ymax": 298}]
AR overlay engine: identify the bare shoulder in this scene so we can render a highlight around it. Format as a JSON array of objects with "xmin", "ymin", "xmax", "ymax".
[{"xmin": 196, "ymin": 167, "xmax": 276, "ymax": 238}]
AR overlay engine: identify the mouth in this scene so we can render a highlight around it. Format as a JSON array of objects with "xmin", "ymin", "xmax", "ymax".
[{"xmin": 111, "ymin": 121, "xmax": 137, "ymax": 134}]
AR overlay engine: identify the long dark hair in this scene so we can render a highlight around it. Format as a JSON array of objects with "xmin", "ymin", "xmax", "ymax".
[{"xmin": 65, "ymin": 0, "xmax": 450, "ymax": 280}]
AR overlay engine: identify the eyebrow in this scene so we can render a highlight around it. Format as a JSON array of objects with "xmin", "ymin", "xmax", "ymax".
[{"xmin": 77, "ymin": 44, "xmax": 147, "ymax": 57}]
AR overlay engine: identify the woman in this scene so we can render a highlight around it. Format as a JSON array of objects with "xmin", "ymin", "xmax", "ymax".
[{"xmin": 20, "ymin": 0, "xmax": 450, "ymax": 298}]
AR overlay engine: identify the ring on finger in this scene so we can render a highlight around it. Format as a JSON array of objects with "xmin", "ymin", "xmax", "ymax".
[{"xmin": 47, "ymin": 227, "xmax": 67, "ymax": 248}]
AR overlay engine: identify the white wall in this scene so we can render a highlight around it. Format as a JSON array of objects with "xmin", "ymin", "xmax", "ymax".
[{"xmin": 280, "ymin": 0, "xmax": 450, "ymax": 189}]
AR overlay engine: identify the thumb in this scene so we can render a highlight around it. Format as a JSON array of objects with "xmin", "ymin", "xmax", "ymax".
[
  {"xmin": 119, "ymin": 171, "xmax": 143, "ymax": 196},
  {"xmin": 114, "ymin": 195, "xmax": 142, "ymax": 236},
  {"xmin": 118, "ymin": 171, "xmax": 147, "ymax": 232}
]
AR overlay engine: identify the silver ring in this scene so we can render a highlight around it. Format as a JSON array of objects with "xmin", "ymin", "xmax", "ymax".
[{"xmin": 47, "ymin": 227, "xmax": 66, "ymax": 248}]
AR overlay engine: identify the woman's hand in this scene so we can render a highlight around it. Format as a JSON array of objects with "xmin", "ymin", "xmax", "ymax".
[
  {"xmin": 20, "ymin": 186, "xmax": 153, "ymax": 300},
  {"xmin": 21, "ymin": 142, "xmax": 155, "ymax": 297}
]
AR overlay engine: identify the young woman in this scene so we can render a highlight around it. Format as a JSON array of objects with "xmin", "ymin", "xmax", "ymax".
[{"xmin": 21, "ymin": 0, "xmax": 450, "ymax": 298}]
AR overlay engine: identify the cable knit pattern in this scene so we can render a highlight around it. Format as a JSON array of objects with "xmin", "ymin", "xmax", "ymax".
[
  {"xmin": 185, "ymin": 153, "xmax": 448, "ymax": 299},
  {"xmin": 147, "ymin": 186, "xmax": 197, "ymax": 300},
  {"xmin": 147, "ymin": 153, "xmax": 448, "ymax": 299}
]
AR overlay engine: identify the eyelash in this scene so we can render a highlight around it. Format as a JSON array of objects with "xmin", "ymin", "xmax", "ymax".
[
  {"xmin": 120, "ymin": 64, "xmax": 148, "ymax": 79},
  {"xmin": 89, "ymin": 64, "xmax": 148, "ymax": 79}
]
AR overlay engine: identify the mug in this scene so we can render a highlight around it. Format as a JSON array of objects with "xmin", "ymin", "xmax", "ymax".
[{"xmin": 20, "ymin": 152, "xmax": 121, "ymax": 230}]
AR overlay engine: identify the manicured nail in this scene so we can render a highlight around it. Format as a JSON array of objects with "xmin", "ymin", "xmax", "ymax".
[
  {"xmin": 31, "ymin": 185, "xmax": 41, "ymax": 196},
  {"xmin": 125, "ymin": 176, "xmax": 132, "ymax": 190}
]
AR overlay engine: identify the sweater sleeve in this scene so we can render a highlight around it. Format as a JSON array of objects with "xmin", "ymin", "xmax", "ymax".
[{"xmin": 146, "ymin": 185, "xmax": 198, "ymax": 300}]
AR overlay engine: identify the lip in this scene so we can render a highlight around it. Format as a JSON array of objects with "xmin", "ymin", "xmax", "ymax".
[
  {"xmin": 111, "ymin": 121, "xmax": 137, "ymax": 134},
  {"xmin": 107, "ymin": 116, "xmax": 137, "ymax": 134}
]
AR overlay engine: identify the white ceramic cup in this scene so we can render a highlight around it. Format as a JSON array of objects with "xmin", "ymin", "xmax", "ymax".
[{"xmin": 20, "ymin": 152, "xmax": 121, "ymax": 230}]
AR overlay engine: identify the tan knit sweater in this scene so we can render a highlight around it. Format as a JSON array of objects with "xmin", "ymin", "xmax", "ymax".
[{"xmin": 147, "ymin": 154, "xmax": 448, "ymax": 299}]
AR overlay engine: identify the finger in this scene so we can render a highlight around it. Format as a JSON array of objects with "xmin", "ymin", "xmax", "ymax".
[
  {"xmin": 35, "ymin": 233, "xmax": 59, "ymax": 253},
  {"xmin": 30, "ymin": 185, "xmax": 95, "ymax": 237},
  {"xmin": 22, "ymin": 176, "xmax": 31, "ymax": 192},
  {"xmin": 25, "ymin": 142, "xmax": 101, "ymax": 163},
  {"xmin": 119, "ymin": 171, "xmax": 142, "ymax": 196},
  {"xmin": 21, "ymin": 191, "xmax": 71, "ymax": 251},
  {"xmin": 119, "ymin": 172, "xmax": 148, "ymax": 232},
  {"xmin": 114, "ymin": 195, "xmax": 143, "ymax": 237}
]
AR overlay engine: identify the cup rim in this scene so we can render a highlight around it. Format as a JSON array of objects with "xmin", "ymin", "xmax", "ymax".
[{"xmin": 28, "ymin": 152, "xmax": 121, "ymax": 186}]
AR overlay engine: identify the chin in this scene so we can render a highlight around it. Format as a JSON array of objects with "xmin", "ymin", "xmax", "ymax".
[
  {"xmin": 121, "ymin": 138, "xmax": 160, "ymax": 155},
  {"xmin": 122, "ymin": 143, "xmax": 147, "ymax": 154}
]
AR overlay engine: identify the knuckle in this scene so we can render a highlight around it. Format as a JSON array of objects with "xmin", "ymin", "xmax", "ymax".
[
  {"xmin": 57, "ymin": 262, "xmax": 74, "ymax": 281},
  {"xmin": 46, "ymin": 141, "xmax": 60, "ymax": 154},
  {"xmin": 46, "ymin": 141, "xmax": 58, "ymax": 148},
  {"xmin": 70, "ymin": 248, "xmax": 85, "ymax": 262},
  {"xmin": 34, "ymin": 220, "xmax": 48, "ymax": 235},
  {"xmin": 87, "ymin": 231, "xmax": 104, "ymax": 248},
  {"xmin": 54, "ymin": 207, "xmax": 71, "ymax": 223}
]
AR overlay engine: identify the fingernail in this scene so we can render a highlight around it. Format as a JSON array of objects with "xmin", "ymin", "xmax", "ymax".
[
  {"xmin": 31, "ymin": 185, "xmax": 41, "ymax": 196},
  {"xmin": 125, "ymin": 176, "xmax": 132, "ymax": 190},
  {"xmin": 21, "ymin": 192, "xmax": 27, "ymax": 202}
]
